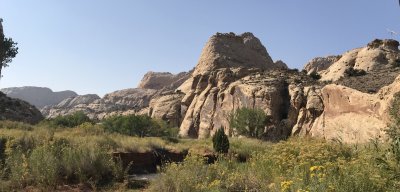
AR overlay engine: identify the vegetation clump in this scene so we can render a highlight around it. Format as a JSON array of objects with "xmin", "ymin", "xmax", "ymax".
[
  {"xmin": 309, "ymin": 71, "xmax": 321, "ymax": 80},
  {"xmin": 46, "ymin": 111, "xmax": 92, "ymax": 128},
  {"xmin": 102, "ymin": 114, "xmax": 177, "ymax": 138},
  {"xmin": 344, "ymin": 68, "xmax": 367, "ymax": 77},
  {"xmin": 212, "ymin": 127, "xmax": 229, "ymax": 153},
  {"xmin": 229, "ymin": 107, "xmax": 268, "ymax": 139}
]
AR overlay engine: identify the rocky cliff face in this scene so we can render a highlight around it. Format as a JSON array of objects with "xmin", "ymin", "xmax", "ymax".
[
  {"xmin": 41, "ymin": 89, "xmax": 158, "ymax": 119},
  {"xmin": 318, "ymin": 39, "xmax": 400, "ymax": 82},
  {"xmin": 0, "ymin": 91, "xmax": 43, "ymax": 123},
  {"xmin": 178, "ymin": 32, "xmax": 294, "ymax": 139},
  {"xmin": 303, "ymin": 55, "xmax": 341, "ymax": 75},
  {"xmin": 1, "ymin": 86, "xmax": 78, "ymax": 109},
  {"xmin": 39, "ymin": 32, "xmax": 400, "ymax": 143},
  {"xmin": 138, "ymin": 71, "xmax": 191, "ymax": 90},
  {"xmin": 292, "ymin": 39, "xmax": 400, "ymax": 143}
]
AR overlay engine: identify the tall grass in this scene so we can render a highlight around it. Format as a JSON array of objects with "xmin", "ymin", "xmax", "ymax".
[{"xmin": 149, "ymin": 138, "xmax": 400, "ymax": 192}]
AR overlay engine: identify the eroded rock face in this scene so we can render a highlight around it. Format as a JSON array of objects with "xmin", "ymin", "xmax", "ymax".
[
  {"xmin": 319, "ymin": 39, "xmax": 400, "ymax": 81},
  {"xmin": 148, "ymin": 92, "xmax": 184, "ymax": 126},
  {"xmin": 41, "ymin": 89, "xmax": 157, "ymax": 119},
  {"xmin": 138, "ymin": 71, "xmax": 190, "ymax": 90},
  {"xmin": 0, "ymin": 91, "xmax": 43, "ymax": 124},
  {"xmin": 178, "ymin": 32, "xmax": 311, "ymax": 139},
  {"xmin": 1, "ymin": 87, "xmax": 78, "ymax": 109},
  {"xmin": 303, "ymin": 55, "xmax": 341, "ymax": 75},
  {"xmin": 192, "ymin": 32, "xmax": 280, "ymax": 76},
  {"xmin": 289, "ymin": 75, "xmax": 400, "ymax": 143}
]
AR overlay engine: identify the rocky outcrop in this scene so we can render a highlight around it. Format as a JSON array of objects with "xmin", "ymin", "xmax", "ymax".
[
  {"xmin": 178, "ymin": 32, "xmax": 304, "ymax": 139},
  {"xmin": 303, "ymin": 55, "xmax": 341, "ymax": 74},
  {"xmin": 1, "ymin": 86, "xmax": 78, "ymax": 109},
  {"xmin": 41, "ymin": 89, "xmax": 157, "ymax": 119},
  {"xmin": 148, "ymin": 92, "xmax": 185, "ymax": 126},
  {"xmin": 138, "ymin": 71, "xmax": 190, "ymax": 90},
  {"xmin": 0, "ymin": 91, "xmax": 43, "ymax": 124},
  {"xmin": 191, "ymin": 32, "xmax": 282, "ymax": 76},
  {"xmin": 319, "ymin": 39, "xmax": 400, "ymax": 81}
]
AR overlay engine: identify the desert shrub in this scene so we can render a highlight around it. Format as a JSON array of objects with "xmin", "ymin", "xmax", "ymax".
[
  {"xmin": 0, "ymin": 121, "xmax": 33, "ymax": 130},
  {"xmin": 344, "ymin": 68, "xmax": 367, "ymax": 77},
  {"xmin": 102, "ymin": 115, "xmax": 175, "ymax": 137},
  {"xmin": 47, "ymin": 111, "xmax": 92, "ymax": 128},
  {"xmin": 150, "ymin": 138, "xmax": 395, "ymax": 192},
  {"xmin": 309, "ymin": 71, "xmax": 321, "ymax": 80},
  {"xmin": 212, "ymin": 128, "xmax": 229, "ymax": 153},
  {"xmin": 29, "ymin": 145, "xmax": 59, "ymax": 187},
  {"xmin": 59, "ymin": 143, "xmax": 122, "ymax": 184},
  {"xmin": 229, "ymin": 107, "xmax": 268, "ymax": 139},
  {"xmin": 391, "ymin": 59, "xmax": 400, "ymax": 68},
  {"xmin": 1, "ymin": 140, "xmax": 124, "ymax": 189}
]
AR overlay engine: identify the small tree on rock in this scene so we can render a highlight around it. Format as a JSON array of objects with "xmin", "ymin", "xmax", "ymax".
[{"xmin": 212, "ymin": 127, "xmax": 229, "ymax": 154}]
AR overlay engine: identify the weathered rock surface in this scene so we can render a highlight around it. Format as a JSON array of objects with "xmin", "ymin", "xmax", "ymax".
[
  {"xmin": 0, "ymin": 91, "xmax": 43, "ymax": 123},
  {"xmin": 178, "ymin": 32, "xmax": 307, "ymax": 139},
  {"xmin": 41, "ymin": 89, "xmax": 158, "ymax": 119},
  {"xmin": 191, "ymin": 32, "xmax": 282, "ymax": 76},
  {"xmin": 1, "ymin": 86, "xmax": 78, "ymax": 109},
  {"xmin": 303, "ymin": 55, "xmax": 341, "ymax": 74},
  {"xmin": 138, "ymin": 71, "xmax": 190, "ymax": 90},
  {"xmin": 37, "ymin": 32, "xmax": 400, "ymax": 143},
  {"xmin": 319, "ymin": 39, "xmax": 400, "ymax": 81}
]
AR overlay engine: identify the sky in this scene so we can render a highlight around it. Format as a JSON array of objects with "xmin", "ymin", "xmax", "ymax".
[{"xmin": 0, "ymin": 1, "xmax": 399, "ymax": 96}]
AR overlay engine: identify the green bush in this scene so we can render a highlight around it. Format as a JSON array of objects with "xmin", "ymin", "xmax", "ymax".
[
  {"xmin": 309, "ymin": 71, "xmax": 321, "ymax": 80},
  {"xmin": 47, "ymin": 111, "xmax": 92, "ymax": 128},
  {"xmin": 344, "ymin": 68, "xmax": 367, "ymax": 77},
  {"xmin": 229, "ymin": 107, "xmax": 268, "ymax": 139},
  {"xmin": 212, "ymin": 128, "xmax": 229, "ymax": 153},
  {"xmin": 102, "ymin": 114, "xmax": 176, "ymax": 137},
  {"xmin": 150, "ymin": 138, "xmax": 396, "ymax": 192}
]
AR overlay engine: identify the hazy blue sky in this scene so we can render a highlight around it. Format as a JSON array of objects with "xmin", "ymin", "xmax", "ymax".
[{"xmin": 0, "ymin": 1, "xmax": 399, "ymax": 96}]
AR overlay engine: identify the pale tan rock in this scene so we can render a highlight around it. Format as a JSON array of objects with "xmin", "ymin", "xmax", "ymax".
[
  {"xmin": 41, "ymin": 88, "xmax": 158, "ymax": 119},
  {"xmin": 138, "ymin": 71, "xmax": 190, "ymax": 90},
  {"xmin": 303, "ymin": 55, "xmax": 341, "ymax": 74},
  {"xmin": 148, "ymin": 93, "xmax": 184, "ymax": 126},
  {"xmin": 319, "ymin": 39, "xmax": 400, "ymax": 81},
  {"xmin": 192, "ymin": 32, "xmax": 280, "ymax": 76},
  {"xmin": 291, "ymin": 75, "xmax": 400, "ymax": 143}
]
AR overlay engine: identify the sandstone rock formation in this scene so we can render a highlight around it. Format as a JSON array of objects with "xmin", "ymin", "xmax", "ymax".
[
  {"xmin": 0, "ymin": 91, "xmax": 43, "ymax": 123},
  {"xmin": 178, "ymin": 32, "xmax": 300, "ymax": 139},
  {"xmin": 191, "ymin": 32, "xmax": 281, "ymax": 76},
  {"xmin": 38, "ymin": 32, "xmax": 400, "ymax": 143},
  {"xmin": 138, "ymin": 71, "xmax": 190, "ymax": 90},
  {"xmin": 303, "ymin": 55, "xmax": 341, "ymax": 75},
  {"xmin": 291, "ymin": 39, "xmax": 400, "ymax": 143},
  {"xmin": 1, "ymin": 86, "xmax": 78, "ymax": 109},
  {"xmin": 41, "ymin": 89, "xmax": 158, "ymax": 119},
  {"xmin": 319, "ymin": 39, "xmax": 400, "ymax": 81}
]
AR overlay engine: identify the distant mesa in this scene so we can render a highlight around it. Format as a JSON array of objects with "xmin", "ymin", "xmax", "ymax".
[{"xmin": 0, "ymin": 86, "xmax": 78, "ymax": 109}]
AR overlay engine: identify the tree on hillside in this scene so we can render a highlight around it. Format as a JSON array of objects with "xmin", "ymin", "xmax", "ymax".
[
  {"xmin": 0, "ymin": 18, "xmax": 19, "ymax": 81},
  {"xmin": 228, "ymin": 107, "xmax": 269, "ymax": 139}
]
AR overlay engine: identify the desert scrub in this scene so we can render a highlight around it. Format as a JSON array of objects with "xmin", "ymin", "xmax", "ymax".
[
  {"xmin": 0, "ymin": 135, "xmax": 125, "ymax": 190},
  {"xmin": 150, "ymin": 138, "xmax": 398, "ymax": 192}
]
